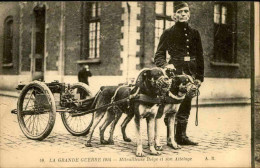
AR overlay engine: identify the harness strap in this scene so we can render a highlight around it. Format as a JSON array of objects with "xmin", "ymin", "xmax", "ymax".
[
  {"xmin": 132, "ymin": 91, "xmax": 186, "ymax": 105},
  {"xmin": 133, "ymin": 94, "xmax": 162, "ymax": 104},
  {"xmin": 127, "ymin": 87, "xmax": 140, "ymax": 108},
  {"xmin": 129, "ymin": 87, "xmax": 140, "ymax": 99},
  {"xmin": 168, "ymin": 92, "xmax": 184, "ymax": 100},
  {"xmin": 110, "ymin": 85, "xmax": 126, "ymax": 114},
  {"xmin": 195, "ymin": 89, "xmax": 200, "ymax": 126},
  {"xmin": 110, "ymin": 85, "xmax": 140, "ymax": 113},
  {"xmin": 111, "ymin": 86, "xmax": 124, "ymax": 103}
]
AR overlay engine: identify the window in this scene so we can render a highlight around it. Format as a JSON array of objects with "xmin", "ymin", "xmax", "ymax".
[
  {"xmin": 213, "ymin": 2, "xmax": 237, "ymax": 64},
  {"xmin": 214, "ymin": 4, "xmax": 227, "ymax": 25},
  {"xmin": 83, "ymin": 2, "xmax": 101, "ymax": 60},
  {"xmin": 154, "ymin": 2, "xmax": 174, "ymax": 61},
  {"xmin": 3, "ymin": 16, "xmax": 14, "ymax": 67}
]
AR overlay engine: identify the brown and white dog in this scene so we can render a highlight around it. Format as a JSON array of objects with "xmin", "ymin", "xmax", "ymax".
[
  {"xmin": 132, "ymin": 67, "xmax": 171, "ymax": 156},
  {"xmin": 85, "ymin": 67, "xmax": 171, "ymax": 157},
  {"xmin": 85, "ymin": 85, "xmax": 134, "ymax": 146},
  {"xmin": 154, "ymin": 73, "xmax": 198, "ymax": 151}
]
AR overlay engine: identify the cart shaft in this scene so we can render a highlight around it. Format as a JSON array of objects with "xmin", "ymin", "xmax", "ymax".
[{"xmin": 71, "ymin": 97, "xmax": 129, "ymax": 117}]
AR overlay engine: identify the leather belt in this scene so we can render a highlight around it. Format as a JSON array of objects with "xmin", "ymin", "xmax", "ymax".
[{"xmin": 172, "ymin": 57, "xmax": 195, "ymax": 62}]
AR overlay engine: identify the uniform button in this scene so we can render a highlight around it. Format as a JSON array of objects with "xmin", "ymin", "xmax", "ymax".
[
  {"xmin": 187, "ymin": 52, "xmax": 190, "ymax": 55},
  {"xmin": 187, "ymin": 46, "xmax": 189, "ymax": 48},
  {"xmin": 184, "ymin": 28, "xmax": 187, "ymax": 31},
  {"xmin": 185, "ymin": 34, "xmax": 188, "ymax": 36},
  {"xmin": 186, "ymin": 39, "xmax": 189, "ymax": 42}
]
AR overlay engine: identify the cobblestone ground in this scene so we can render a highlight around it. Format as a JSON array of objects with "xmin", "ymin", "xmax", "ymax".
[{"xmin": 0, "ymin": 96, "xmax": 251, "ymax": 167}]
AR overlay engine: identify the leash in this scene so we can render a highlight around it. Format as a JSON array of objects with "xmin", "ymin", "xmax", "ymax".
[
  {"xmin": 110, "ymin": 85, "xmax": 140, "ymax": 111},
  {"xmin": 111, "ymin": 86, "xmax": 124, "ymax": 103},
  {"xmin": 195, "ymin": 89, "xmax": 200, "ymax": 126},
  {"xmin": 110, "ymin": 85, "xmax": 128, "ymax": 114}
]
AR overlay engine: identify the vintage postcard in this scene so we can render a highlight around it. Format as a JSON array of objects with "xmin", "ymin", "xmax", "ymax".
[{"xmin": 0, "ymin": 1, "xmax": 258, "ymax": 167}]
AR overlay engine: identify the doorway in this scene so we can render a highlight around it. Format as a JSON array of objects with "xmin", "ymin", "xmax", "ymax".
[{"xmin": 32, "ymin": 5, "xmax": 46, "ymax": 81}]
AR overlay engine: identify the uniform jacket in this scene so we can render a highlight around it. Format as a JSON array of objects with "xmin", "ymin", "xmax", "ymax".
[
  {"xmin": 78, "ymin": 68, "xmax": 92, "ymax": 85},
  {"xmin": 154, "ymin": 22, "xmax": 204, "ymax": 82}
]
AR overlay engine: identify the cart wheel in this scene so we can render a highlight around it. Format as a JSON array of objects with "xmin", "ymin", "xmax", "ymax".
[
  {"xmin": 61, "ymin": 82, "xmax": 94, "ymax": 136},
  {"xmin": 17, "ymin": 81, "xmax": 56, "ymax": 140}
]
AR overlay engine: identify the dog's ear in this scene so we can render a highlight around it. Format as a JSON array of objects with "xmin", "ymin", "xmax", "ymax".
[
  {"xmin": 172, "ymin": 76, "xmax": 181, "ymax": 86},
  {"xmin": 187, "ymin": 75, "xmax": 194, "ymax": 84},
  {"xmin": 143, "ymin": 70, "xmax": 151, "ymax": 80},
  {"xmin": 175, "ymin": 75, "xmax": 192, "ymax": 85},
  {"xmin": 170, "ymin": 76, "xmax": 181, "ymax": 94},
  {"xmin": 165, "ymin": 68, "xmax": 176, "ymax": 78},
  {"xmin": 135, "ymin": 69, "xmax": 151, "ymax": 87}
]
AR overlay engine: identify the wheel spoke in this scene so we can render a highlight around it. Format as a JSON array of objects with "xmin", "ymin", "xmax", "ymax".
[
  {"xmin": 37, "ymin": 115, "xmax": 42, "ymax": 133},
  {"xmin": 32, "ymin": 114, "xmax": 37, "ymax": 135},
  {"xmin": 18, "ymin": 82, "xmax": 56, "ymax": 140},
  {"xmin": 36, "ymin": 114, "xmax": 39, "ymax": 135},
  {"xmin": 60, "ymin": 83, "xmax": 93, "ymax": 135},
  {"xmin": 27, "ymin": 116, "xmax": 33, "ymax": 132},
  {"xmin": 28, "ymin": 115, "xmax": 34, "ymax": 134},
  {"xmin": 24, "ymin": 90, "xmax": 34, "ymax": 110},
  {"xmin": 65, "ymin": 112, "xmax": 91, "ymax": 132},
  {"xmin": 25, "ymin": 115, "xmax": 33, "ymax": 124}
]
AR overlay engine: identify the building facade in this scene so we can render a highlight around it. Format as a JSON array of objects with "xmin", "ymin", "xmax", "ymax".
[{"xmin": 0, "ymin": 1, "xmax": 252, "ymax": 101}]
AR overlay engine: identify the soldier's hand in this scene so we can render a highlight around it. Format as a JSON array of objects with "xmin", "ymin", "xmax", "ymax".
[
  {"xmin": 194, "ymin": 79, "xmax": 202, "ymax": 88},
  {"xmin": 165, "ymin": 64, "xmax": 176, "ymax": 71},
  {"xmin": 164, "ymin": 64, "xmax": 176, "ymax": 78}
]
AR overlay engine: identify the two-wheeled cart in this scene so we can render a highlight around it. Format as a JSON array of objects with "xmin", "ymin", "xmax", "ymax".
[
  {"xmin": 11, "ymin": 80, "xmax": 97, "ymax": 140},
  {"xmin": 11, "ymin": 80, "xmax": 133, "ymax": 141}
]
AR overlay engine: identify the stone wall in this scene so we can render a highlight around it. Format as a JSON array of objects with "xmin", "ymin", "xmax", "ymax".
[
  {"xmin": 64, "ymin": 2, "xmax": 82, "ymax": 76},
  {"xmin": 0, "ymin": 2, "xmax": 20, "ymax": 75},
  {"xmin": 141, "ymin": 2, "xmax": 251, "ymax": 78}
]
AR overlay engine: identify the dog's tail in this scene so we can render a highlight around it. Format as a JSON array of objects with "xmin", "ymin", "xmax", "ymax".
[
  {"xmin": 90, "ymin": 89, "xmax": 102, "ymax": 110},
  {"xmin": 83, "ymin": 89, "xmax": 103, "ymax": 135}
]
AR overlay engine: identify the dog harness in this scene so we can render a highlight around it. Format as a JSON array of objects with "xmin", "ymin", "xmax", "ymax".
[{"xmin": 132, "ymin": 93, "xmax": 185, "ymax": 105}]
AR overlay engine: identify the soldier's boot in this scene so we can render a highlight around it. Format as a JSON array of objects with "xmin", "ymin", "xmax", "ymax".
[{"xmin": 175, "ymin": 121, "xmax": 198, "ymax": 146}]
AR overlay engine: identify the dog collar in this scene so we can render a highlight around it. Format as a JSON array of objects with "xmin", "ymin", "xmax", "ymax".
[{"xmin": 169, "ymin": 91, "xmax": 185, "ymax": 100}]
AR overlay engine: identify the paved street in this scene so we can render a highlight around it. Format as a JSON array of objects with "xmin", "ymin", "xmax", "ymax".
[{"xmin": 0, "ymin": 95, "xmax": 251, "ymax": 167}]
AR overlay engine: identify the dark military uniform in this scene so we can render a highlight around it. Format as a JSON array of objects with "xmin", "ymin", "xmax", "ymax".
[
  {"xmin": 154, "ymin": 22, "xmax": 204, "ymax": 81},
  {"xmin": 78, "ymin": 68, "xmax": 92, "ymax": 98},
  {"xmin": 154, "ymin": 21, "xmax": 204, "ymax": 145},
  {"xmin": 78, "ymin": 69, "xmax": 92, "ymax": 86}
]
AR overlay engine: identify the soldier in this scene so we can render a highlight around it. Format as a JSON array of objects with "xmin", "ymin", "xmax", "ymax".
[
  {"xmin": 154, "ymin": 1, "xmax": 204, "ymax": 146},
  {"xmin": 78, "ymin": 64, "xmax": 92, "ymax": 99},
  {"xmin": 78, "ymin": 64, "xmax": 92, "ymax": 86}
]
